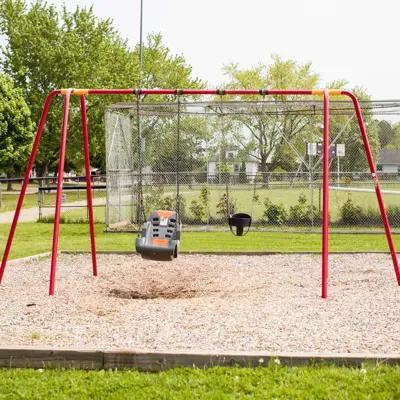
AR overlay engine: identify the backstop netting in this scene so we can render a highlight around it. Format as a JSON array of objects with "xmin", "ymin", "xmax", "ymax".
[{"xmin": 105, "ymin": 99, "xmax": 400, "ymax": 233}]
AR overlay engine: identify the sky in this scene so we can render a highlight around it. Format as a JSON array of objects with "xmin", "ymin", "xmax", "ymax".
[
  {"xmin": 3, "ymin": 0, "xmax": 400, "ymax": 100},
  {"xmin": 37, "ymin": 0, "xmax": 399, "ymax": 101}
]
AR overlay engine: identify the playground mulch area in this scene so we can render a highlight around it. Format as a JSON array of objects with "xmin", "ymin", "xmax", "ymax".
[{"xmin": 0, "ymin": 253, "xmax": 399, "ymax": 353}]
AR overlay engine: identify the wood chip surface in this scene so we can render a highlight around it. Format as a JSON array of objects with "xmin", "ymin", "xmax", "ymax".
[{"xmin": 1, "ymin": 253, "xmax": 399, "ymax": 353}]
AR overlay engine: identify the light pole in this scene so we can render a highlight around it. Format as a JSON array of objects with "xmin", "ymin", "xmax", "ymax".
[{"xmin": 139, "ymin": 0, "xmax": 143, "ymax": 83}]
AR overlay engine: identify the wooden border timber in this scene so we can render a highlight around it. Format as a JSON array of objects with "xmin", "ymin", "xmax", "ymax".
[
  {"xmin": 103, "ymin": 350, "xmax": 400, "ymax": 370},
  {"xmin": 0, "ymin": 347, "xmax": 399, "ymax": 370},
  {"xmin": 0, "ymin": 346, "xmax": 103, "ymax": 369}
]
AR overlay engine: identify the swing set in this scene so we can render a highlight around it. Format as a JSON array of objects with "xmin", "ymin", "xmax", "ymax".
[{"xmin": 0, "ymin": 88, "xmax": 399, "ymax": 298}]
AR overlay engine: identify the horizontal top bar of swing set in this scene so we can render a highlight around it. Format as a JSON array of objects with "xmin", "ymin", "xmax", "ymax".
[{"xmin": 57, "ymin": 88, "xmax": 346, "ymax": 96}]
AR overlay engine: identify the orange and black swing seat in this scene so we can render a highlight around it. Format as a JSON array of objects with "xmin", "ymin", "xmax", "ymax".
[{"xmin": 135, "ymin": 210, "xmax": 180, "ymax": 261}]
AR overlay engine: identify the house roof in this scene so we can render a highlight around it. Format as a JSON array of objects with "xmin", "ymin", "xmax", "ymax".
[{"xmin": 378, "ymin": 149, "xmax": 400, "ymax": 165}]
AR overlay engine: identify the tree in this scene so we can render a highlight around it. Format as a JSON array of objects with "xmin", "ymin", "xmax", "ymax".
[
  {"xmin": 0, "ymin": 74, "xmax": 34, "ymax": 190},
  {"xmin": 223, "ymin": 55, "xmax": 320, "ymax": 184},
  {"xmin": 327, "ymin": 86, "xmax": 380, "ymax": 172},
  {"xmin": 0, "ymin": 0, "xmax": 136, "ymax": 175},
  {"xmin": 138, "ymin": 111, "xmax": 211, "ymax": 181},
  {"xmin": 377, "ymin": 120, "xmax": 395, "ymax": 148},
  {"xmin": 129, "ymin": 35, "xmax": 207, "ymax": 178},
  {"xmin": 377, "ymin": 119, "xmax": 400, "ymax": 149},
  {"xmin": 222, "ymin": 58, "xmax": 380, "ymax": 178},
  {"xmin": 0, "ymin": 0, "xmax": 203, "ymax": 175}
]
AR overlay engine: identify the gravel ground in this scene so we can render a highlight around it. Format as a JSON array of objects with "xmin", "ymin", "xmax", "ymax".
[{"xmin": 0, "ymin": 253, "xmax": 399, "ymax": 353}]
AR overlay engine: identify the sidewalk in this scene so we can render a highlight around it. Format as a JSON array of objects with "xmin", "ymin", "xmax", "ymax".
[{"xmin": 1, "ymin": 187, "xmax": 38, "ymax": 195}]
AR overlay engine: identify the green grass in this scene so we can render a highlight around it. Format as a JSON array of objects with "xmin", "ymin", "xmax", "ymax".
[
  {"xmin": 2, "ymin": 182, "xmax": 399, "ymax": 226},
  {"xmin": 39, "ymin": 189, "xmax": 106, "ymax": 206},
  {"xmin": 0, "ymin": 364, "xmax": 399, "ymax": 399},
  {"xmin": 0, "ymin": 222, "xmax": 399, "ymax": 260},
  {"xmin": 158, "ymin": 183, "xmax": 400, "ymax": 223},
  {"xmin": 0, "ymin": 193, "xmax": 38, "ymax": 213}
]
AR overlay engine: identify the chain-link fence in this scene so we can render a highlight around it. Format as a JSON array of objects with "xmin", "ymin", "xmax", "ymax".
[
  {"xmin": 36, "ymin": 177, "xmax": 106, "ymax": 223},
  {"xmin": 102, "ymin": 98, "xmax": 399, "ymax": 232}
]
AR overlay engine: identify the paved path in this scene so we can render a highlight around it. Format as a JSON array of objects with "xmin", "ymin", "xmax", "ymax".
[{"xmin": 1, "ymin": 187, "xmax": 38, "ymax": 195}]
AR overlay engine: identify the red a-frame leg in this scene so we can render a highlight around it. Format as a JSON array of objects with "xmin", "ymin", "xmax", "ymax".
[
  {"xmin": 80, "ymin": 95, "xmax": 98, "ymax": 277},
  {"xmin": 343, "ymin": 91, "xmax": 400, "ymax": 285},
  {"xmin": 0, "ymin": 90, "xmax": 60, "ymax": 284}
]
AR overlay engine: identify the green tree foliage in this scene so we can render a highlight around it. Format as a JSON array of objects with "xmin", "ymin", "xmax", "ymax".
[
  {"xmin": 223, "ymin": 59, "xmax": 381, "ymax": 176},
  {"xmin": 0, "ymin": 74, "xmax": 34, "ymax": 188},
  {"xmin": 377, "ymin": 119, "xmax": 400, "ymax": 149},
  {"xmin": 139, "ymin": 111, "xmax": 209, "ymax": 177},
  {"xmin": 223, "ymin": 55, "xmax": 320, "ymax": 181},
  {"xmin": 327, "ymin": 86, "xmax": 380, "ymax": 172},
  {"xmin": 0, "ymin": 0, "xmax": 203, "ymax": 175},
  {"xmin": 378, "ymin": 120, "xmax": 395, "ymax": 148}
]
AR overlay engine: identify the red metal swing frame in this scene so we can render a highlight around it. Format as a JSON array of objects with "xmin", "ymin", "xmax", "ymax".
[{"xmin": 0, "ymin": 88, "xmax": 399, "ymax": 297}]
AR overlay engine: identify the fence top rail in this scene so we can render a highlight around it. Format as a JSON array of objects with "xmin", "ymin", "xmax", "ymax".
[
  {"xmin": 38, "ymin": 185, "xmax": 106, "ymax": 192},
  {"xmin": 3, "ymin": 172, "xmax": 400, "ymax": 184},
  {"xmin": 0, "ymin": 175, "xmax": 106, "ymax": 183},
  {"xmin": 106, "ymin": 99, "xmax": 400, "ymax": 111}
]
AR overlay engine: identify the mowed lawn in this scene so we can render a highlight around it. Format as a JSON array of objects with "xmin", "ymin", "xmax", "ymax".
[
  {"xmin": 0, "ymin": 193, "xmax": 39, "ymax": 213},
  {"xmin": 146, "ymin": 182, "xmax": 400, "ymax": 222},
  {"xmin": 0, "ymin": 222, "xmax": 400, "ymax": 259},
  {"xmin": 1, "ymin": 180, "xmax": 400, "ymax": 258},
  {"xmin": 2, "ymin": 181, "xmax": 400, "ymax": 226},
  {"xmin": 0, "ymin": 364, "xmax": 399, "ymax": 399}
]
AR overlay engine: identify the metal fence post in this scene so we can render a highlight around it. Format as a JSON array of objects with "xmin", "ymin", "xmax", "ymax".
[
  {"xmin": 309, "ymin": 115, "xmax": 314, "ymax": 231},
  {"xmin": 38, "ymin": 188, "xmax": 41, "ymax": 220}
]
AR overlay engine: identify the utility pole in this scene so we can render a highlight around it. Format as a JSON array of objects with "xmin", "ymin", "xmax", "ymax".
[{"xmin": 139, "ymin": 0, "xmax": 143, "ymax": 78}]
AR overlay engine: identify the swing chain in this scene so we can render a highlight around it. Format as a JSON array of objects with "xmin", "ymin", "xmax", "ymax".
[
  {"xmin": 176, "ymin": 91, "xmax": 181, "ymax": 220},
  {"xmin": 136, "ymin": 92, "xmax": 146, "ymax": 229}
]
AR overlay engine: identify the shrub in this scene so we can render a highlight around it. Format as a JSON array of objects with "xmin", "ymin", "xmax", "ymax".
[
  {"xmin": 263, "ymin": 198, "xmax": 287, "ymax": 225},
  {"xmin": 387, "ymin": 205, "xmax": 400, "ymax": 226},
  {"xmin": 340, "ymin": 197, "xmax": 364, "ymax": 225},
  {"xmin": 200, "ymin": 185, "xmax": 210, "ymax": 217},
  {"xmin": 216, "ymin": 192, "xmax": 237, "ymax": 219},
  {"xmin": 188, "ymin": 185, "xmax": 210, "ymax": 223},
  {"xmin": 286, "ymin": 193, "xmax": 322, "ymax": 225},
  {"xmin": 158, "ymin": 194, "xmax": 186, "ymax": 219},
  {"xmin": 189, "ymin": 200, "xmax": 204, "ymax": 221},
  {"xmin": 288, "ymin": 193, "xmax": 309, "ymax": 224}
]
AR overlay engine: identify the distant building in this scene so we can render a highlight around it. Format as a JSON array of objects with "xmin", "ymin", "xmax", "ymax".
[
  {"xmin": 207, "ymin": 150, "xmax": 262, "ymax": 183},
  {"xmin": 378, "ymin": 149, "xmax": 400, "ymax": 173}
]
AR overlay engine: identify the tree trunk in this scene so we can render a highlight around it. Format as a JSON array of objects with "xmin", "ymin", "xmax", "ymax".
[
  {"xmin": 35, "ymin": 163, "xmax": 49, "ymax": 188},
  {"xmin": 6, "ymin": 179, "xmax": 12, "ymax": 191}
]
